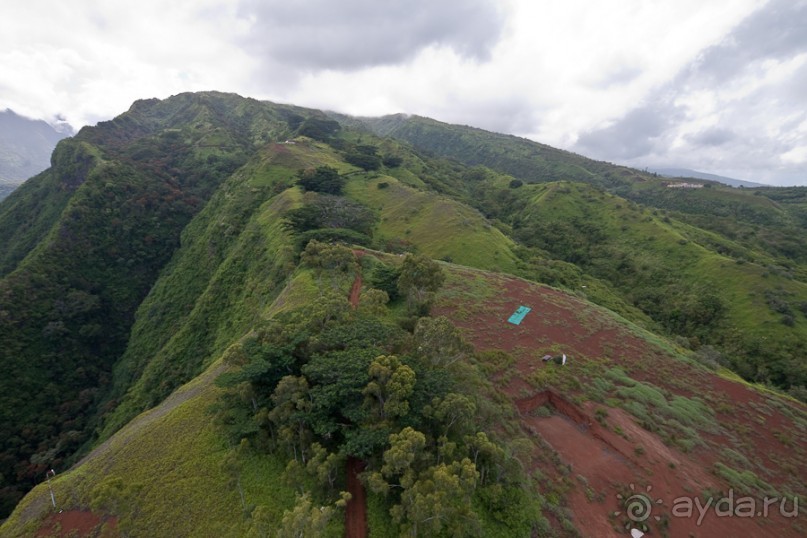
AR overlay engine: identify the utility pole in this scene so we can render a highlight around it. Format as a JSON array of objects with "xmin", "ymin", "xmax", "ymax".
[{"xmin": 45, "ymin": 469, "xmax": 57, "ymax": 510}]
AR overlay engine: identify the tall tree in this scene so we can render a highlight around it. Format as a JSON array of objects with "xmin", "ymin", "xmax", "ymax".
[
  {"xmin": 363, "ymin": 355, "xmax": 416, "ymax": 420},
  {"xmin": 397, "ymin": 254, "xmax": 445, "ymax": 314},
  {"xmin": 414, "ymin": 316, "xmax": 473, "ymax": 367}
]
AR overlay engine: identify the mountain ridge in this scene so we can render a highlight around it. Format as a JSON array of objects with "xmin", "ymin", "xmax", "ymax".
[
  {"xmin": 649, "ymin": 167, "xmax": 766, "ymax": 188},
  {"xmin": 0, "ymin": 91, "xmax": 805, "ymax": 537}
]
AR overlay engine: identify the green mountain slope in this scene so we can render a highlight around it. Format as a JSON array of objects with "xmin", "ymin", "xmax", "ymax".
[
  {"xmin": 505, "ymin": 181, "xmax": 807, "ymax": 387},
  {"xmin": 1, "ymin": 92, "xmax": 806, "ymax": 536},
  {"xmin": 356, "ymin": 114, "xmax": 611, "ymax": 185},
  {"xmin": 0, "ymin": 92, "xmax": 323, "ymax": 514}
]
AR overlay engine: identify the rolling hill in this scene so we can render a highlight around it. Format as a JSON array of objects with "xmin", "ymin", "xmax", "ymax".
[{"xmin": 0, "ymin": 92, "xmax": 805, "ymax": 537}]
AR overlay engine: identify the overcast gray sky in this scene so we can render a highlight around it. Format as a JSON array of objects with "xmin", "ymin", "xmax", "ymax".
[{"xmin": 1, "ymin": 0, "xmax": 805, "ymax": 185}]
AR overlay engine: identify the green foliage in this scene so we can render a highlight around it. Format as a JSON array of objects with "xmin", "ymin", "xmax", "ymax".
[
  {"xmin": 5, "ymin": 91, "xmax": 807, "ymax": 533},
  {"xmin": 392, "ymin": 458, "xmax": 482, "ymax": 537},
  {"xmin": 284, "ymin": 192, "xmax": 377, "ymax": 236},
  {"xmin": 300, "ymin": 240, "xmax": 357, "ymax": 275},
  {"xmin": 296, "ymin": 165, "xmax": 345, "ymax": 195},
  {"xmin": 274, "ymin": 492, "xmax": 340, "ymax": 538},
  {"xmin": 370, "ymin": 262, "xmax": 403, "ymax": 301},
  {"xmin": 344, "ymin": 144, "xmax": 382, "ymax": 171},
  {"xmin": 363, "ymin": 355, "xmax": 417, "ymax": 420},
  {"xmin": 101, "ymin": 186, "xmax": 299, "ymax": 438},
  {"xmin": 297, "ymin": 117, "xmax": 341, "ymax": 141},
  {"xmin": 0, "ymin": 93, "xmax": 289, "ymax": 513},
  {"xmin": 382, "ymin": 155, "xmax": 403, "ymax": 168},
  {"xmin": 414, "ymin": 316, "xmax": 474, "ymax": 367},
  {"xmin": 713, "ymin": 462, "xmax": 779, "ymax": 497},
  {"xmin": 398, "ymin": 253, "xmax": 446, "ymax": 314},
  {"xmin": 607, "ymin": 368, "xmax": 717, "ymax": 450}
]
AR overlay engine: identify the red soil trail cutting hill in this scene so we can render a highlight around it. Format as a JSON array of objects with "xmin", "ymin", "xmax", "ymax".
[
  {"xmin": 349, "ymin": 273, "xmax": 362, "ymax": 309},
  {"xmin": 434, "ymin": 269, "xmax": 807, "ymax": 538},
  {"xmin": 349, "ymin": 250, "xmax": 365, "ymax": 308},
  {"xmin": 36, "ymin": 510, "xmax": 117, "ymax": 538},
  {"xmin": 345, "ymin": 457, "xmax": 368, "ymax": 538},
  {"xmin": 345, "ymin": 250, "xmax": 368, "ymax": 538}
]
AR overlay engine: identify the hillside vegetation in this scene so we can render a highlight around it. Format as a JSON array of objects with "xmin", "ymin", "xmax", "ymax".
[{"xmin": 1, "ymin": 92, "xmax": 806, "ymax": 537}]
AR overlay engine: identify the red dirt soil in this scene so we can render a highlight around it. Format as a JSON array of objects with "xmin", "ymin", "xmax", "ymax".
[
  {"xmin": 435, "ymin": 270, "xmax": 807, "ymax": 538},
  {"xmin": 346, "ymin": 457, "xmax": 368, "ymax": 538},
  {"xmin": 36, "ymin": 510, "xmax": 117, "ymax": 538},
  {"xmin": 349, "ymin": 272, "xmax": 362, "ymax": 309},
  {"xmin": 345, "ymin": 254, "xmax": 368, "ymax": 538}
]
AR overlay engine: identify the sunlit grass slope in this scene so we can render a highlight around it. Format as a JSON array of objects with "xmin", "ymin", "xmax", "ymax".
[{"xmin": 345, "ymin": 174, "xmax": 519, "ymax": 272}]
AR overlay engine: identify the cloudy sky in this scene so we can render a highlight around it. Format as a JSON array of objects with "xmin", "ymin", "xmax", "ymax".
[{"xmin": 1, "ymin": 0, "xmax": 805, "ymax": 185}]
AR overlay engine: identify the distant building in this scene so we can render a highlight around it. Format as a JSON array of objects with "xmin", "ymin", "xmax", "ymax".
[{"xmin": 666, "ymin": 182, "xmax": 704, "ymax": 189}]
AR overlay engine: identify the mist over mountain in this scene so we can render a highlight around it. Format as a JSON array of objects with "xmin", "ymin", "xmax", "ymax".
[
  {"xmin": 0, "ymin": 109, "xmax": 73, "ymax": 200},
  {"xmin": 0, "ymin": 92, "xmax": 804, "ymax": 537}
]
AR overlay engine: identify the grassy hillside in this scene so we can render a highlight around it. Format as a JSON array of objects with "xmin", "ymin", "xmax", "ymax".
[
  {"xmin": 4, "ymin": 256, "xmax": 804, "ymax": 537},
  {"xmin": 0, "ymin": 360, "xmax": 337, "ymax": 538},
  {"xmin": 357, "ymin": 114, "xmax": 611, "ymax": 185},
  {"xmin": 483, "ymin": 180, "xmax": 807, "ymax": 389},
  {"xmin": 344, "ymin": 174, "xmax": 519, "ymax": 272},
  {"xmin": 1, "ymin": 252, "xmax": 544, "ymax": 537},
  {"xmin": 1, "ymin": 92, "xmax": 806, "ymax": 535},
  {"xmin": 0, "ymin": 92, "xmax": 318, "ymax": 515}
]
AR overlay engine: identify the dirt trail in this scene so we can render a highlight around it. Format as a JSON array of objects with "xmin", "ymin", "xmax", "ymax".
[
  {"xmin": 349, "ymin": 250, "xmax": 364, "ymax": 309},
  {"xmin": 345, "ymin": 252, "xmax": 368, "ymax": 537},
  {"xmin": 349, "ymin": 272, "xmax": 362, "ymax": 308},
  {"xmin": 36, "ymin": 510, "xmax": 117, "ymax": 538},
  {"xmin": 345, "ymin": 457, "xmax": 368, "ymax": 538}
]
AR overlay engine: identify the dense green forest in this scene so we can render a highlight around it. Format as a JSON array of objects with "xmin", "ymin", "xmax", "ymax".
[{"xmin": 0, "ymin": 92, "xmax": 806, "ymax": 536}]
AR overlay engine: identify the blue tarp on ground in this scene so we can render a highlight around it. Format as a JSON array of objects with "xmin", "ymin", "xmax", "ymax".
[{"xmin": 507, "ymin": 305, "xmax": 531, "ymax": 325}]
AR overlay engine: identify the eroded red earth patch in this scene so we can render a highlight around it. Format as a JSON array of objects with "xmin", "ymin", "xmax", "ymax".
[
  {"xmin": 435, "ymin": 270, "xmax": 807, "ymax": 538},
  {"xmin": 36, "ymin": 510, "xmax": 117, "ymax": 538}
]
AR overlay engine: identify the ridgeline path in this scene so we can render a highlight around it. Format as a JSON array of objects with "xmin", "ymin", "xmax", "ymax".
[{"xmin": 345, "ymin": 254, "xmax": 368, "ymax": 538}]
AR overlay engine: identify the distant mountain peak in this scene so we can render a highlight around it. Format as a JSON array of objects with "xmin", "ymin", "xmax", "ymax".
[
  {"xmin": 0, "ymin": 109, "xmax": 73, "ymax": 196},
  {"xmin": 649, "ymin": 167, "xmax": 765, "ymax": 188}
]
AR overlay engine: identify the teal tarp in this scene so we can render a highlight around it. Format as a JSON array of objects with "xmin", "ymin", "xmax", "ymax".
[{"xmin": 507, "ymin": 306, "xmax": 531, "ymax": 325}]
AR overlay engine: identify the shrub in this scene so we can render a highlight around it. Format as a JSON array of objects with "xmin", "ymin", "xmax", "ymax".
[
  {"xmin": 345, "ymin": 151, "xmax": 381, "ymax": 171},
  {"xmin": 297, "ymin": 166, "xmax": 345, "ymax": 195},
  {"xmin": 297, "ymin": 117, "xmax": 340, "ymax": 141},
  {"xmin": 369, "ymin": 263, "xmax": 402, "ymax": 301},
  {"xmin": 382, "ymin": 155, "xmax": 403, "ymax": 168}
]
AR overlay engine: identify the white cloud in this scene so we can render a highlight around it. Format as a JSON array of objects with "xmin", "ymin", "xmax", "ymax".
[
  {"xmin": 782, "ymin": 146, "xmax": 807, "ymax": 165},
  {"xmin": 0, "ymin": 0, "xmax": 804, "ymax": 184},
  {"xmin": 0, "ymin": 0, "xmax": 253, "ymax": 127}
]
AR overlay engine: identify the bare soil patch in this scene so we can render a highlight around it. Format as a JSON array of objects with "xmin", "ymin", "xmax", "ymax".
[
  {"xmin": 345, "ymin": 254, "xmax": 368, "ymax": 538},
  {"xmin": 36, "ymin": 510, "xmax": 117, "ymax": 538},
  {"xmin": 435, "ymin": 270, "xmax": 806, "ymax": 537},
  {"xmin": 345, "ymin": 457, "xmax": 368, "ymax": 538}
]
